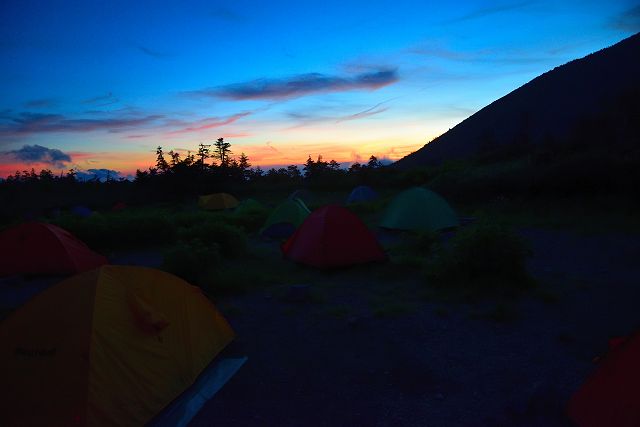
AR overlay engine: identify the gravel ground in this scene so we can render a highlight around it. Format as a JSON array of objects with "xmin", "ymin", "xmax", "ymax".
[{"xmin": 190, "ymin": 227, "xmax": 640, "ymax": 427}]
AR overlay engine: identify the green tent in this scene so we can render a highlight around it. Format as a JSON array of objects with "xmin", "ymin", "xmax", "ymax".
[
  {"xmin": 380, "ymin": 187, "xmax": 459, "ymax": 232},
  {"xmin": 260, "ymin": 198, "xmax": 311, "ymax": 238},
  {"xmin": 234, "ymin": 198, "xmax": 264, "ymax": 215}
]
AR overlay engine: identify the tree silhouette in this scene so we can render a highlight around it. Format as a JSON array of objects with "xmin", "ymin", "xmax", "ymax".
[
  {"xmin": 197, "ymin": 143, "xmax": 211, "ymax": 171},
  {"xmin": 212, "ymin": 138, "xmax": 232, "ymax": 167},
  {"xmin": 156, "ymin": 146, "xmax": 169, "ymax": 173}
]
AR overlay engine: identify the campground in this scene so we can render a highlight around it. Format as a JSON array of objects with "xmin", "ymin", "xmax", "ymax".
[{"xmin": 1, "ymin": 190, "xmax": 639, "ymax": 426}]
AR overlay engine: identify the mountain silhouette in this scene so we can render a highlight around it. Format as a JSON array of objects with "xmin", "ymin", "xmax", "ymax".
[{"xmin": 394, "ymin": 32, "xmax": 640, "ymax": 168}]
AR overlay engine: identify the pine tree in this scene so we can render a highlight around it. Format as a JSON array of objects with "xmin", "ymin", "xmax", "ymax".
[
  {"xmin": 212, "ymin": 138, "xmax": 232, "ymax": 167},
  {"xmin": 156, "ymin": 146, "xmax": 169, "ymax": 173}
]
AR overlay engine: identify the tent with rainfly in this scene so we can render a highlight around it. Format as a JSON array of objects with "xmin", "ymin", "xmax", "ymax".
[
  {"xmin": 0, "ymin": 265, "xmax": 244, "ymax": 427},
  {"xmin": 0, "ymin": 222, "xmax": 107, "ymax": 277},
  {"xmin": 380, "ymin": 187, "xmax": 459, "ymax": 232},
  {"xmin": 198, "ymin": 193, "xmax": 239, "ymax": 210},
  {"xmin": 261, "ymin": 198, "xmax": 311, "ymax": 239},
  {"xmin": 346, "ymin": 185, "xmax": 378, "ymax": 204},
  {"xmin": 282, "ymin": 205, "xmax": 386, "ymax": 268},
  {"xmin": 567, "ymin": 332, "xmax": 640, "ymax": 427}
]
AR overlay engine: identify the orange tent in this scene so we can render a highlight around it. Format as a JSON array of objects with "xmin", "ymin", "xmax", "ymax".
[
  {"xmin": 0, "ymin": 265, "xmax": 237, "ymax": 426},
  {"xmin": 198, "ymin": 193, "xmax": 239, "ymax": 210},
  {"xmin": 0, "ymin": 222, "xmax": 107, "ymax": 277}
]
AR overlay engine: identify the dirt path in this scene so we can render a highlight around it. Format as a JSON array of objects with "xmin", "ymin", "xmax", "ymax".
[{"xmin": 190, "ymin": 227, "xmax": 640, "ymax": 426}]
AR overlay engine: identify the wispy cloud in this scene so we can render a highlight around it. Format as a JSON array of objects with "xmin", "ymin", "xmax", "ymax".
[
  {"xmin": 164, "ymin": 112, "xmax": 251, "ymax": 135},
  {"xmin": 82, "ymin": 92, "xmax": 119, "ymax": 107},
  {"xmin": 1, "ymin": 144, "xmax": 71, "ymax": 168},
  {"xmin": 136, "ymin": 45, "xmax": 174, "ymax": 58},
  {"xmin": 410, "ymin": 45, "xmax": 554, "ymax": 65},
  {"xmin": 447, "ymin": 0, "xmax": 535, "ymax": 23},
  {"xmin": 24, "ymin": 98, "xmax": 56, "ymax": 109},
  {"xmin": 336, "ymin": 102, "xmax": 389, "ymax": 123},
  {"xmin": 0, "ymin": 112, "xmax": 163, "ymax": 137},
  {"xmin": 189, "ymin": 68, "xmax": 399, "ymax": 101},
  {"xmin": 209, "ymin": 6, "xmax": 244, "ymax": 22},
  {"xmin": 610, "ymin": 5, "xmax": 640, "ymax": 31}
]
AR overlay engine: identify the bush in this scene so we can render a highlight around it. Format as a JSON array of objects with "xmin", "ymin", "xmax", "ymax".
[
  {"xmin": 161, "ymin": 241, "xmax": 220, "ymax": 285},
  {"xmin": 389, "ymin": 231, "xmax": 439, "ymax": 267},
  {"xmin": 424, "ymin": 222, "xmax": 534, "ymax": 294},
  {"xmin": 52, "ymin": 211, "xmax": 176, "ymax": 250},
  {"xmin": 177, "ymin": 221, "xmax": 246, "ymax": 257}
]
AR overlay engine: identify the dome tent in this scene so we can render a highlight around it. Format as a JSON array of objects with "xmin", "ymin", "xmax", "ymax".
[
  {"xmin": 282, "ymin": 205, "xmax": 386, "ymax": 268},
  {"xmin": 568, "ymin": 332, "xmax": 640, "ymax": 427},
  {"xmin": 0, "ymin": 222, "xmax": 107, "ymax": 277},
  {"xmin": 0, "ymin": 265, "xmax": 242, "ymax": 426},
  {"xmin": 261, "ymin": 198, "xmax": 311, "ymax": 239},
  {"xmin": 198, "ymin": 193, "xmax": 239, "ymax": 210},
  {"xmin": 346, "ymin": 185, "xmax": 378, "ymax": 204},
  {"xmin": 380, "ymin": 187, "xmax": 459, "ymax": 232}
]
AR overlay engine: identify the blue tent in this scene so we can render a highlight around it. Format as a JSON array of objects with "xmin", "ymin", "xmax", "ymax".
[
  {"xmin": 346, "ymin": 185, "xmax": 378, "ymax": 204},
  {"xmin": 71, "ymin": 205, "xmax": 93, "ymax": 218}
]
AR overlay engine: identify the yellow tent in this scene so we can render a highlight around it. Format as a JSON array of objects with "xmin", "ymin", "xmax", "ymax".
[
  {"xmin": 198, "ymin": 193, "xmax": 239, "ymax": 210},
  {"xmin": 0, "ymin": 265, "xmax": 236, "ymax": 426}
]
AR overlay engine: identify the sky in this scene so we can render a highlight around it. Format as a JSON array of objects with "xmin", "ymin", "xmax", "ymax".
[{"xmin": 0, "ymin": 0, "xmax": 638, "ymax": 178}]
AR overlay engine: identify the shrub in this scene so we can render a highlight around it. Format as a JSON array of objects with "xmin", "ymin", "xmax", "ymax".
[
  {"xmin": 52, "ymin": 211, "xmax": 176, "ymax": 250},
  {"xmin": 161, "ymin": 241, "xmax": 220, "ymax": 285},
  {"xmin": 177, "ymin": 221, "xmax": 246, "ymax": 257},
  {"xmin": 424, "ymin": 222, "xmax": 534, "ymax": 294}
]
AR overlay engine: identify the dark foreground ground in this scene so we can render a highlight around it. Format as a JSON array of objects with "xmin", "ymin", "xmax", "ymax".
[{"xmin": 190, "ymin": 227, "xmax": 640, "ymax": 427}]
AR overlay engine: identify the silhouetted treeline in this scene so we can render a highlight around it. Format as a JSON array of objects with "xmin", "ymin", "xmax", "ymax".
[{"xmin": 0, "ymin": 138, "xmax": 394, "ymax": 220}]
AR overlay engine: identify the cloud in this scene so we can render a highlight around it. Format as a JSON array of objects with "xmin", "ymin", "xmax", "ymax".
[
  {"xmin": 137, "ymin": 45, "xmax": 174, "ymax": 58},
  {"xmin": 448, "ymin": 0, "xmax": 535, "ymax": 23},
  {"xmin": 0, "ymin": 112, "xmax": 164, "ymax": 137},
  {"xmin": 82, "ymin": 92, "xmax": 119, "ymax": 107},
  {"xmin": 24, "ymin": 98, "xmax": 56, "ymax": 108},
  {"xmin": 190, "ymin": 68, "xmax": 399, "ymax": 101},
  {"xmin": 410, "ymin": 45, "xmax": 555, "ymax": 65},
  {"xmin": 165, "ymin": 112, "xmax": 251, "ymax": 135},
  {"xmin": 209, "ymin": 6, "xmax": 244, "ymax": 22},
  {"xmin": 1, "ymin": 144, "xmax": 72, "ymax": 168},
  {"xmin": 610, "ymin": 5, "xmax": 640, "ymax": 31},
  {"xmin": 336, "ymin": 102, "xmax": 389, "ymax": 123}
]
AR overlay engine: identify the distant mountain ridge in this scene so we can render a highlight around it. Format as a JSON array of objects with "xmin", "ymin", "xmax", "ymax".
[{"xmin": 394, "ymin": 32, "xmax": 640, "ymax": 168}]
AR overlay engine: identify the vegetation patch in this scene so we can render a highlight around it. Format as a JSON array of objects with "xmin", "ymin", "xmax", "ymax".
[{"xmin": 424, "ymin": 222, "xmax": 535, "ymax": 296}]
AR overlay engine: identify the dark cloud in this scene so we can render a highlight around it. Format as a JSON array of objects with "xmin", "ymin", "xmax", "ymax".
[
  {"xmin": 610, "ymin": 5, "xmax": 640, "ymax": 31},
  {"xmin": 2, "ymin": 144, "xmax": 71, "ymax": 168},
  {"xmin": 191, "ymin": 68, "xmax": 399, "ymax": 101},
  {"xmin": 448, "ymin": 1, "xmax": 535, "ymax": 23},
  {"xmin": 0, "ymin": 112, "xmax": 163, "ymax": 137},
  {"xmin": 24, "ymin": 98, "xmax": 56, "ymax": 108}
]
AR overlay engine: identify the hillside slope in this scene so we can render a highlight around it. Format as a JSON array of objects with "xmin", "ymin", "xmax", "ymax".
[{"xmin": 395, "ymin": 32, "xmax": 640, "ymax": 168}]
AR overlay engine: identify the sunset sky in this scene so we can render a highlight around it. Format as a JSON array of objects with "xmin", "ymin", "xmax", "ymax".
[{"xmin": 1, "ymin": 0, "xmax": 638, "ymax": 178}]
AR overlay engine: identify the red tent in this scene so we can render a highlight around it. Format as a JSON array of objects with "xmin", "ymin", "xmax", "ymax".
[
  {"xmin": 282, "ymin": 205, "xmax": 386, "ymax": 268},
  {"xmin": 568, "ymin": 332, "xmax": 640, "ymax": 427},
  {"xmin": 0, "ymin": 222, "xmax": 107, "ymax": 276}
]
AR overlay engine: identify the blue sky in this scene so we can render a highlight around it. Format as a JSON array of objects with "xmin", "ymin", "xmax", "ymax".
[{"xmin": 0, "ymin": 0, "xmax": 638, "ymax": 176}]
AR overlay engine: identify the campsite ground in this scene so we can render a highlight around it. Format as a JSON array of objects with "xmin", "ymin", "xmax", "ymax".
[
  {"xmin": 2, "ymin": 194, "xmax": 639, "ymax": 426},
  {"xmin": 186, "ymin": 209, "xmax": 640, "ymax": 426}
]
